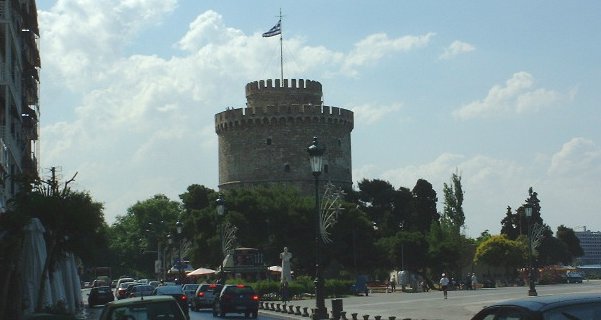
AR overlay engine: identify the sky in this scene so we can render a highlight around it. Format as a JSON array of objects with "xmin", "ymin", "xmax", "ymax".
[{"xmin": 36, "ymin": 1, "xmax": 601, "ymax": 237}]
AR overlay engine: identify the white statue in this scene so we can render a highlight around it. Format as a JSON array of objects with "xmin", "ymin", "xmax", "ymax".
[{"xmin": 280, "ymin": 247, "xmax": 293, "ymax": 282}]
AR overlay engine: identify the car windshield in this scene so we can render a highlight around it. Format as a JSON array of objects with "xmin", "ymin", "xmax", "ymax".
[{"xmin": 106, "ymin": 301, "xmax": 185, "ymax": 320}]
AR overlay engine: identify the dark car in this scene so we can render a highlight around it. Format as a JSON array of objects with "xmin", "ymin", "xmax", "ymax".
[
  {"xmin": 98, "ymin": 295, "xmax": 186, "ymax": 320},
  {"xmin": 212, "ymin": 284, "xmax": 259, "ymax": 318},
  {"xmin": 470, "ymin": 293, "xmax": 601, "ymax": 320},
  {"xmin": 192, "ymin": 283, "xmax": 223, "ymax": 311},
  {"xmin": 182, "ymin": 283, "xmax": 200, "ymax": 306},
  {"xmin": 153, "ymin": 285, "xmax": 190, "ymax": 318},
  {"xmin": 128, "ymin": 284, "xmax": 155, "ymax": 297},
  {"xmin": 88, "ymin": 285, "xmax": 114, "ymax": 307}
]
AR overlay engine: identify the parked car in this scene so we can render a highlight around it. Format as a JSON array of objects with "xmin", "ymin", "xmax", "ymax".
[
  {"xmin": 128, "ymin": 284, "xmax": 155, "ymax": 297},
  {"xmin": 565, "ymin": 271, "xmax": 584, "ymax": 283},
  {"xmin": 87, "ymin": 286, "xmax": 114, "ymax": 307},
  {"xmin": 98, "ymin": 295, "xmax": 186, "ymax": 320},
  {"xmin": 470, "ymin": 292, "xmax": 601, "ymax": 320},
  {"xmin": 192, "ymin": 283, "xmax": 223, "ymax": 311},
  {"xmin": 212, "ymin": 284, "xmax": 259, "ymax": 318},
  {"xmin": 115, "ymin": 281, "xmax": 136, "ymax": 300},
  {"xmin": 153, "ymin": 285, "xmax": 190, "ymax": 319},
  {"xmin": 182, "ymin": 284, "xmax": 199, "ymax": 305},
  {"xmin": 114, "ymin": 277, "xmax": 135, "ymax": 297}
]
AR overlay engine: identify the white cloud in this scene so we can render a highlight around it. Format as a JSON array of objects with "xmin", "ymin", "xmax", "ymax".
[
  {"xmin": 351, "ymin": 103, "xmax": 403, "ymax": 126},
  {"xmin": 452, "ymin": 72, "xmax": 562, "ymax": 120},
  {"xmin": 439, "ymin": 40, "xmax": 475, "ymax": 60},
  {"xmin": 341, "ymin": 32, "xmax": 435, "ymax": 76},
  {"xmin": 548, "ymin": 138, "xmax": 601, "ymax": 177}
]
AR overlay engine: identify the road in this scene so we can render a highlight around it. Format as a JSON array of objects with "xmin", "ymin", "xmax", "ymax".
[{"xmin": 78, "ymin": 281, "xmax": 601, "ymax": 320}]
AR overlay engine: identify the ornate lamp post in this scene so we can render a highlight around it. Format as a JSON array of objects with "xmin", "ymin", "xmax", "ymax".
[
  {"xmin": 525, "ymin": 205, "xmax": 537, "ymax": 296},
  {"xmin": 216, "ymin": 194, "xmax": 226, "ymax": 283},
  {"xmin": 176, "ymin": 220, "xmax": 183, "ymax": 283},
  {"xmin": 307, "ymin": 136, "xmax": 327, "ymax": 320}
]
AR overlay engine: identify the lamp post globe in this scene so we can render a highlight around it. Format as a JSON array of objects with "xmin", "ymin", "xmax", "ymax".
[
  {"xmin": 307, "ymin": 136, "xmax": 327, "ymax": 320},
  {"xmin": 524, "ymin": 205, "xmax": 537, "ymax": 296}
]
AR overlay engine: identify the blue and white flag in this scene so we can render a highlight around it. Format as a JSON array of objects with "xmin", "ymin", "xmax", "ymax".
[{"xmin": 262, "ymin": 20, "xmax": 281, "ymax": 37}]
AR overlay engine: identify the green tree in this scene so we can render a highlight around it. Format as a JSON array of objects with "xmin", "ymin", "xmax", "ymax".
[
  {"xmin": 556, "ymin": 225, "xmax": 584, "ymax": 263},
  {"xmin": 500, "ymin": 206, "xmax": 519, "ymax": 240},
  {"xmin": 474, "ymin": 235, "xmax": 526, "ymax": 280},
  {"xmin": 109, "ymin": 194, "xmax": 182, "ymax": 278},
  {"xmin": 8, "ymin": 169, "xmax": 107, "ymax": 311},
  {"xmin": 442, "ymin": 171, "xmax": 465, "ymax": 232},
  {"xmin": 409, "ymin": 179, "xmax": 439, "ymax": 235},
  {"xmin": 356, "ymin": 179, "xmax": 397, "ymax": 237}
]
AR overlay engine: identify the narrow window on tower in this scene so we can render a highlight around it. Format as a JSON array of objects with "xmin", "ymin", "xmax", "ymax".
[
  {"xmin": 324, "ymin": 164, "xmax": 329, "ymax": 173},
  {"xmin": 338, "ymin": 139, "xmax": 342, "ymax": 147},
  {"xmin": 284, "ymin": 164, "xmax": 290, "ymax": 172},
  {"xmin": 266, "ymin": 137, "xmax": 272, "ymax": 145}
]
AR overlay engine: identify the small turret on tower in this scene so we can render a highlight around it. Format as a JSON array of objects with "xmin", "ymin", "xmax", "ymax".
[{"xmin": 245, "ymin": 79, "xmax": 322, "ymax": 108}]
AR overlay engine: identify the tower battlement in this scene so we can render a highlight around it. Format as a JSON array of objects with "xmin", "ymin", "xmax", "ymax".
[
  {"xmin": 215, "ymin": 103, "xmax": 354, "ymax": 133},
  {"xmin": 245, "ymin": 79, "xmax": 323, "ymax": 108}
]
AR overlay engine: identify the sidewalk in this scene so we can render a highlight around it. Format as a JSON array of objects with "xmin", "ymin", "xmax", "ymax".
[{"xmin": 258, "ymin": 290, "xmax": 484, "ymax": 320}]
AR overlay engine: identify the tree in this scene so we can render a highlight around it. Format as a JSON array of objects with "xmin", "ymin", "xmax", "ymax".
[
  {"xmin": 109, "ymin": 194, "xmax": 182, "ymax": 278},
  {"xmin": 9, "ymin": 169, "xmax": 107, "ymax": 311},
  {"xmin": 356, "ymin": 179, "xmax": 397, "ymax": 237},
  {"xmin": 474, "ymin": 235, "xmax": 526, "ymax": 279},
  {"xmin": 410, "ymin": 179, "xmax": 439, "ymax": 234},
  {"xmin": 500, "ymin": 206, "xmax": 518, "ymax": 240},
  {"xmin": 556, "ymin": 225, "xmax": 584, "ymax": 263},
  {"xmin": 442, "ymin": 171, "xmax": 465, "ymax": 232}
]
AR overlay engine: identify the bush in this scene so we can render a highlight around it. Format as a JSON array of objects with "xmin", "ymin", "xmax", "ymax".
[{"xmin": 237, "ymin": 275, "xmax": 355, "ymax": 300}]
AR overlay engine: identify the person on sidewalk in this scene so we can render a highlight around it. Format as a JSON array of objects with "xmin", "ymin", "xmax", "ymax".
[{"xmin": 439, "ymin": 273, "xmax": 449, "ymax": 299}]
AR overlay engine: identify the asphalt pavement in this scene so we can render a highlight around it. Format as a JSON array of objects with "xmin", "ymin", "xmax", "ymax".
[{"xmin": 258, "ymin": 280, "xmax": 601, "ymax": 320}]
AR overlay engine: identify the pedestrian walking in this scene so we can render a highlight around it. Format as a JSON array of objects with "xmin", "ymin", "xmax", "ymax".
[
  {"xmin": 390, "ymin": 276, "xmax": 396, "ymax": 292},
  {"xmin": 471, "ymin": 273, "xmax": 478, "ymax": 290},
  {"xmin": 280, "ymin": 280, "xmax": 289, "ymax": 304},
  {"xmin": 439, "ymin": 273, "xmax": 449, "ymax": 299}
]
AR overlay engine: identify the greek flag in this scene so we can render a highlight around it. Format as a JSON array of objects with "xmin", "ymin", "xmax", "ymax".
[{"xmin": 262, "ymin": 20, "xmax": 281, "ymax": 37}]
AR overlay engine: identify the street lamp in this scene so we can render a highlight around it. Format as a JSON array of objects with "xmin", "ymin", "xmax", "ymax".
[
  {"xmin": 307, "ymin": 136, "xmax": 327, "ymax": 320},
  {"xmin": 524, "ymin": 205, "xmax": 537, "ymax": 296},
  {"xmin": 176, "ymin": 220, "xmax": 184, "ymax": 284},
  {"xmin": 167, "ymin": 233, "xmax": 173, "ymax": 281},
  {"xmin": 216, "ymin": 194, "xmax": 226, "ymax": 283}
]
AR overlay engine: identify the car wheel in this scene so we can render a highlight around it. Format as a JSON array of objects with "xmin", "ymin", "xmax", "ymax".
[
  {"xmin": 252, "ymin": 311, "xmax": 258, "ymax": 319},
  {"xmin": 220, "ymin": 311, "xmax": 226, "ymax": 317},
  {"xmin": 245, "ymin": 312, "xmax": 250, "ymax": 318}
]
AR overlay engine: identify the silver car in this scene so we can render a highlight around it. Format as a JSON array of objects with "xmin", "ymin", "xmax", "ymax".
[{"xmin": 191, "ymin": 283, "xmax": 223, "ymax": 311}]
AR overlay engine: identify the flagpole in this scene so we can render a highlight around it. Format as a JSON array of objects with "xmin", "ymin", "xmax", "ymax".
[{"xmin": 279, "ymin": 9, "xmax": 284, "ymax": 83}]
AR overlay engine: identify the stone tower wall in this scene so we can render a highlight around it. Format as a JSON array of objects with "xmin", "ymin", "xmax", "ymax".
[{"xmin": 215, "ymin": 79, "xmax": 354, "ymax": 194}]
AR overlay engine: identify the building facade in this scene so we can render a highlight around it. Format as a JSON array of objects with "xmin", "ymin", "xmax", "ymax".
[
  {"xmin": 215, "ymin": 79, "xmax": 353, "ymax": 195},
  {"xmin": 0, "ymin": 0, "xmax": 40, "ymax": 211},
  {"xmin": 575, "ymin": 228, "xmax": 601, "ymax": 265}
]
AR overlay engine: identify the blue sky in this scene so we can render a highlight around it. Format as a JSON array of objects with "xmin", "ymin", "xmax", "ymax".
[{"xmin": 36, "ymin": 1, "xmax": 601, "ymax": 237}]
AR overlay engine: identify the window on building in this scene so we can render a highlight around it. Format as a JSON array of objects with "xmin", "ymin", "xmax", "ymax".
[
  {"xmin": 324, "ymin": 164, "xmax": 329, "ymax": 173},
  {"xmin": 266, "ymin": 138, "xmax": 272, "ymax": 145},
  {"xmin": 284, "ymin": 164, "xmax": 290, "ymax": 172}
]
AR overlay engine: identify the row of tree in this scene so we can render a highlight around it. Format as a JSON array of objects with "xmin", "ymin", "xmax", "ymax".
[{"xmin": 0, "ymin": 169, "xmax": 584, "ymax": 316}]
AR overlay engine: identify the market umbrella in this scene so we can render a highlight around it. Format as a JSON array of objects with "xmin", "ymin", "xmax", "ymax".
[
  {"xmin": 187, "ymin": 267, "xmax": 216, "ymax": 277},
  {"xmin": 268, "ymin": 265, "xmax": 282, "ymax": 273}
]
